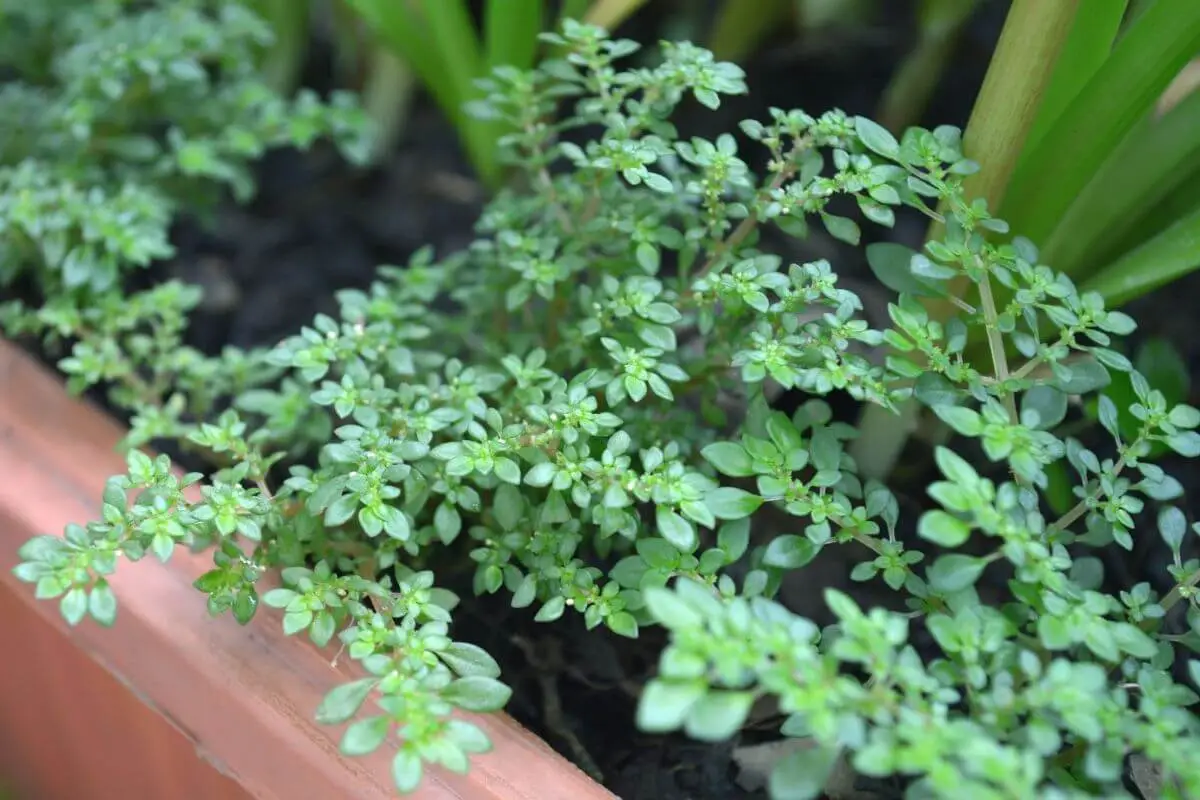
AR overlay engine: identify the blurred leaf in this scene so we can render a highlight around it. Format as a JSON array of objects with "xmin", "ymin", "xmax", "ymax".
[
  {"xmin": 1023, "ymin": 1, "xmax": 1127, "ymax": 153},
  {"xmin": 1081, "ymin": 203, "xmax": 1200, "ymax": 306},
  {"xmin": 585, "ymin": 0, "xmax": 649, "ymax": 30},
  {"xmin": 709, "ymin": 0, "xmax": 791, "ymax": 61},
  {"xmin": 484, "ymin": 0, "xmax": 545, "ymax": 73},
  {"xmin": 1044, "ymin": 86, "xmax": 1200, "ymax": 281},
  {"xmin": 1003, "ymin": 0, "xmax": 1200, "ymax": 246}
]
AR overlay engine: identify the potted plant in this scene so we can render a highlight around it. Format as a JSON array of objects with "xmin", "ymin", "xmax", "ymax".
[
  {"xmin": 6, "ymin": 4, "xmax": 1200, "ymax": 800},
  {"xmin": 0, "ymin": 1, "xmax": 609, "ymax": 797}
]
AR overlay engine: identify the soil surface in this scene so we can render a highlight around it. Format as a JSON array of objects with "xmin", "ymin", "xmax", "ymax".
[{"xmin": 11, "ymin": 1, "xmax": 1200, "ymax": 798}]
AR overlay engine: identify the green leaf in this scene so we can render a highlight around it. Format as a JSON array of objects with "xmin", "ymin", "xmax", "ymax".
[
  {"xmin": 1003, "ymin": 0, "xmax": 1200, "ymax": 248},
  {"xmin": 1160, "ymin": 506, "xmax": 1187, "ymax": 553},
  {"xmin": 643, "ymin": 586, "xmax": 704, "ymax": 629},
  {"xmin": 1038, "ymin": 614, "xmax": 1072, "ymax": 650},
  {"xmin": 316, "ymin": 678, "xmax": 378, "ymax": 725},
  {"xmin": 636, "ymin": 678, "xmax": 705, "ymax": 732},
  {"xmin": 769, "ymin": 744, "xmax": 841, "ymax": 800},
  {"xmin": 535, "ymin": 595, "xmax": 566, "ymax": 622},
  {"xmin": 483, "ymin": 0, "xmax": 543, "ymax": 73},
  {"xmin": 1044, "ymin": 81, "xmax": 1200, "ymax": 284},
  {"xmin": 1024, "ymin": 2, "xmax": 1127, "ymax": 154},
  {"xmin": 310, "ymin": 611, "xmax": 336, "ymax": 647},
  {"xmin": 918, "ymin": 510, "xmax": 971, "ymax": 548},
  {"xmin": 492, "ymin": 484, "xmax": 523, "ymax": 530},
  {"xmin": 1168, "ymin": 431, "xmax": 1200, "ymax": 457},
  {"xmin": 865, "ymin": 242, "xmax": 942, "ymax": 296},
  {"xmin": 704, "ymin": 487, "xmax": 763, "ymax": 520},
  {"xmin": 933, "ymin": 405, "xmax": 982, "ymax": 436},
  {"xmin": 656, "ymin": 506, "xmax": 698, "ymax": 552},
  {"xmin": 701, "ymin": 441, "xmax": 756, "ymax": 476},
  {"xmin": 493, "ymin": 456, "xmax": 522, "ymax": 485},
  {"xmin": 60, "ymin": 587, "xmax": 88, "ymax": 626},
  {"xmin": 349, "ymin": 0, "xmax": 500, "ymax": 186},
  {"xmin": 819, "ymin": 212, "xmax": 860, "ymax": 246},
  {"xmin": 441, "ymin": 676, "xmax": 513, "ymax": 712},
  {"xmin": 392, "ymin": 749, "xmax": 424, "ymax": 794},
  {"xmin": 926, "ymin": 554, "xmax": 986, "ymax": 594},
  {"xmin": 283, "ymin": 609, "xmax": 313, "ymax": 635},
  {"xmin": 763, "ymin": 535, "xmax": 818, "ymax": 569},
  {"xmin": 684, "ymin": 690, "xmax": 755, "ymax": 741},
  {"xmin": 88, "ymin": 580, "xmax": 117, "ymax": 627},
  {"xmin": 438, "ymin": 642, "xmax": 502, "ymax": 678},
  {"xmin": 1080, "ymin": 203, "xmax": 1200, "ymax": 307},
  {"xmin": 262, "ymin": 588, "xmax": 299, "ymax": 608},
  {"xmin": 445, "ymin": 719, "xmax": 491, "ymax": 754},
  {"xmin": 717, "ymin": 518, "xmax": 751, "ymax": 562},
  {"xmin": 524, "ymin": 461, "xmax": 557, "ymax": 487},
  {"xmin": 607, "ymin": 611, "xmax": 639, "ymax": 638},
  {"xmin": 1021, "ymin": 385, "xmax": 1068, "ymax": 430},
  {"xmin": 340, "ymin": 715, "xmax": 390, "ymax": 757},
  {"xmin": 855, "ymin": 115, "xmax": 900, "ymax": 158}
]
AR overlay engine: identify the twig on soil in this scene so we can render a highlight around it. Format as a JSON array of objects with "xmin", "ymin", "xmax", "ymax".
[{"xmin": 510, "ymin": 634, "xmax": 605, "ymax": 782}]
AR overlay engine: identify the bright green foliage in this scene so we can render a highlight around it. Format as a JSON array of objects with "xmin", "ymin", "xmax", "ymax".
[
  {"xmin": 0, "ymin": 0, "xmax": 370, "ymax": 298},
  {"xmin": 9, "ymin": 17, "xmax": 1200, "ymax": 799}
]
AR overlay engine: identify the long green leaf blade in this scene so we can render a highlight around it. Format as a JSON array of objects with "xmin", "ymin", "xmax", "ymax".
[
  {"xmin": 346, "ymin": 0, "xmax": 460, "ymax": 125},
  {"xmin": 1080, "ymin": 203, "xmax": 1200, "ymax": 306},
  {"xmin": 1022, "ymin": 0, "xmax": 1127, "ymax": 154},
  {"xmin": 1042, "ymin": 85, "xmax": 1200, "ymax": 278},
  {"xmin": 419, "ymin": 0, "xmax": 483, "ymax": 113},
  {"xmin": 708, "ymin": 0, "xmax": 792, "ymax": 61},
  {"xmin": 1001, "ymin": 0, "xmax": 1200, "ymax": 246},
  {"xmin": 418, "ymin": 0, "xmax": 501, "ymax": 186},
  {"xmin": 484, "ymin": 0, "xmax": 545, "ymax": 72},
  {"xmin": 585, "ymin": 0, "xmax": 649, "ymax": 30},
  {"xmin": 558, "ymin": 0, "xmax": 591, "ymax": 25}
]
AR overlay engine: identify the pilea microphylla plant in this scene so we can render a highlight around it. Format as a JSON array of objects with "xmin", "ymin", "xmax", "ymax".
[{"xmin": 9, "ymin": 18, "xmax": 1200, "ymax": 799}]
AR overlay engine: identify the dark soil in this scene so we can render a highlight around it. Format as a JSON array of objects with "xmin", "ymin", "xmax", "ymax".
[{"xmin": 10, "ymin": 1, "xmax": 1200, "ymax": 797}]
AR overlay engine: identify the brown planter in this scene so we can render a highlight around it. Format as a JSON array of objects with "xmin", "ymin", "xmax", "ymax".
[{"xmin": 0, "ymin": 339, "xmax": 615, "ymax": 800}]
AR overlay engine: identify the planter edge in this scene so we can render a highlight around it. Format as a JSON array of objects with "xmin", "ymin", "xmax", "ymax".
[{"xmin": 0, "ymin": 339, "xmax": 616, "ymax": 800}]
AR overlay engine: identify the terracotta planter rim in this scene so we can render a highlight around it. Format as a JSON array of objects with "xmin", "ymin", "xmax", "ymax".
[{"xmin": 0, "ymin": 339, "xmax": 615, "ymax": 800}]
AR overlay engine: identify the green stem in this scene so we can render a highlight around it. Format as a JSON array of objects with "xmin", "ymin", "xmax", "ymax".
[
  {"xmin": 1160, "ymin": 568, "xmax": 1200, "ymax": 615},
  {"xmin": 977, "ymin": 264, "xmax": 1018, "ymax": 424},
  {"xmin": 360, "ymin": 47, "xmax": 417, "ymax": 165},
  {"xmin": 876, "ymin": 0, "xmax": 981, "ymax": 133}
]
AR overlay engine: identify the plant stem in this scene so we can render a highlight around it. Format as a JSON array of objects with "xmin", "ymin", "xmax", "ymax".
[
  {"xmin": 1160, "ymin": 569, "xmax": 1200, "ymax": 615},
  {"xmin": 876, "ymin": 0, "xmax": 981, "ymax": 133},
  {"xmin": 976, "ymin": 263, "xmax": 1017, "ymax": 424},
  {"xmin": 361, "ymin": 47, "xmax": 417, "ymax": 165}
]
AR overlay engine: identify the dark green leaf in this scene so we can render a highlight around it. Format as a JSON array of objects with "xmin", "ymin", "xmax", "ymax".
[
  {"xmin": 701, "ymin": 442, "xmax": 755, "ymax": 477},
  {"xmin": 855, "ymin": 115, "xmax": 900, "ymax": 158},
  {"xmin": 927, "ymin": 554, "xmax": 985, "ymax": 594},
  {"xmin": 439, "ymin": 641, "xmax": 502, "ymax": 678},
  {"xmin": 441, "ymin": 676, "xmax": 512, "ymax": 712},
  {"xmin": 763, "ymin": 535, "xmax": 818, "ymax": 569},
  {"xmin": 657, "ymin": 507, "xmax": 698, "ymax": 552},
  {"xmin": 704, "ymin": 487, "xmax": 763, "ymax": 520}
]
